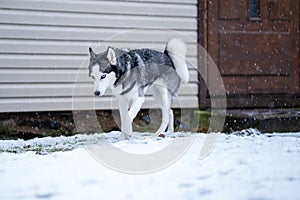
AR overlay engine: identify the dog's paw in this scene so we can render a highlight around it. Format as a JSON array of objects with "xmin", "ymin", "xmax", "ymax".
[{"xmin": 120, "ymin": 132, "xmax": 130, "ymax": 140}]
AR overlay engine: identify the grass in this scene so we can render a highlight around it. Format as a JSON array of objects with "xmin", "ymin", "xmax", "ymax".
[{"xmin": 0, "ymin": 136, "xmax": 86, "ymax": 154}]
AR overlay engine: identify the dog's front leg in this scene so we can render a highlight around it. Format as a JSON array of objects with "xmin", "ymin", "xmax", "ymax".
[
  {"xmin": 128, "ymin": 96, "xmax": 145, "ymax": 123},
  {"xmin": 122, "ymin": 96, "xmax": 145, "ymax": 137},
  {"xmin": 118, "ymin": 98, "xmax": 131, "ymax": 139}
]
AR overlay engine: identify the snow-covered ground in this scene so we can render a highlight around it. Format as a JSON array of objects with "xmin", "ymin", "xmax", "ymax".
[{"xmin": 1, "ymin": 130, "xmax": 300, "ymax": 200}]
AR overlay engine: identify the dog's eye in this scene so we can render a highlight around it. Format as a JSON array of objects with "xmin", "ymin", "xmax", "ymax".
[
  {"xmin": 91, "ymin": 75, "xmax": 95, "ymax": 80},
  {"xmin": 100, "ymin": 74, "xmax": 106, "ymax": 79}
]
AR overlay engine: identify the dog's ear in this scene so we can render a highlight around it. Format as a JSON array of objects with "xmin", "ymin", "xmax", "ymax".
[
  {"xmin": 106, "ymin": 46, "xmax": 117, "ymax": 66},
  {"xmin": 89, "ymin": 47, "xmax": 97, "ymax": 58}
]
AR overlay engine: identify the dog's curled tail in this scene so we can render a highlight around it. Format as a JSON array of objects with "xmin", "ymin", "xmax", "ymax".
[{"xmin": 165, "ymin": 38, "xmax": 189, "ymax": 83}]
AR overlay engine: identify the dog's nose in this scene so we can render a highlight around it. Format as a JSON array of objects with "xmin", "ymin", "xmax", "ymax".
[{"xmin": 94, "ymin": 91, "xmax": 100, "ymax": 96}]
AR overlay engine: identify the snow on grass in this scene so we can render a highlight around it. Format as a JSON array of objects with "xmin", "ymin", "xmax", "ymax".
[
  {"xmin": 0, "ymin": 132, "xmax": 192, "ymax": 154},
  {"xmin": 0, "ymin": 130, "xmax": 300, "ymax": 200}
]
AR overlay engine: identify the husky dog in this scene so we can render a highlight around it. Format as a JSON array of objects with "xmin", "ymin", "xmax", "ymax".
[{"xmin": 88, "ymin": 38, "xmax": 189, "ymax": 139}]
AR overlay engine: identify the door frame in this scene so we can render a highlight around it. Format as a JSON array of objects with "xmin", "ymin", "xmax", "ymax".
[{"xmin": 198, "ymin": 0, "xmax": 300, "ymax": 109}]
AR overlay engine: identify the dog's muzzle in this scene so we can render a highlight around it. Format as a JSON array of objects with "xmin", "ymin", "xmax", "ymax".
[{"xmin": 94, "ymin": 91, "xmax": 101, "ymax": 96}]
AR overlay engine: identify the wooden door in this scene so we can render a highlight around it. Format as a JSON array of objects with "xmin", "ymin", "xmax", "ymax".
[{"xmin": 201, "ymin": 0, "xmax": 299, "ymax": 108}]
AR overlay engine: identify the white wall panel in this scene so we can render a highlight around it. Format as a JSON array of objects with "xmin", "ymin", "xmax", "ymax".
[{"xmin": 0, "ymin": 0, "xmax": 199, "ymax": 112}]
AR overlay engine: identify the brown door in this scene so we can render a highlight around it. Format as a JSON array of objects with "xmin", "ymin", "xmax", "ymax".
[{"xmin": 201, "ymin": 0, "xmax": 299, "ymax": 108}]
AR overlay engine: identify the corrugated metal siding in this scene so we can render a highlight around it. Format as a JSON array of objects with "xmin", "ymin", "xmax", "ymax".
[{"xmin": 0, "ymin": 0, "xmax": 199, "ymax": 112}]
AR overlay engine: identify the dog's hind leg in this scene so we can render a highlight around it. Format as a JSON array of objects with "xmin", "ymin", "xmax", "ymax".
[
  {"xmin": 155, "ymin": 105, "xmax": 171, "ymax": 135},
  {"xmin": 167, "ymin": 109, "xmax": 174, "ymax": 133},
  {"xmin": 152, "ymin": 84, "xmax": 172, "ymax": 135}
]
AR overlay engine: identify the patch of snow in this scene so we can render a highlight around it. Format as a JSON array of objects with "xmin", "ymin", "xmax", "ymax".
[{"xmin": 0, "ymin": 130, "xmax": 300, "ymax": 200}]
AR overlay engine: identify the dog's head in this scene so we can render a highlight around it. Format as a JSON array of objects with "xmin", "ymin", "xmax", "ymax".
[{"xmin": 88, "ymin": 47, "xmax": 122, "ymax": 96}]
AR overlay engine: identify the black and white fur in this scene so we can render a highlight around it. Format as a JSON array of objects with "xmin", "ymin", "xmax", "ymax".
[{"xmin": 88, "ymin": 38, "xmax": 189, "ymax": 139}]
